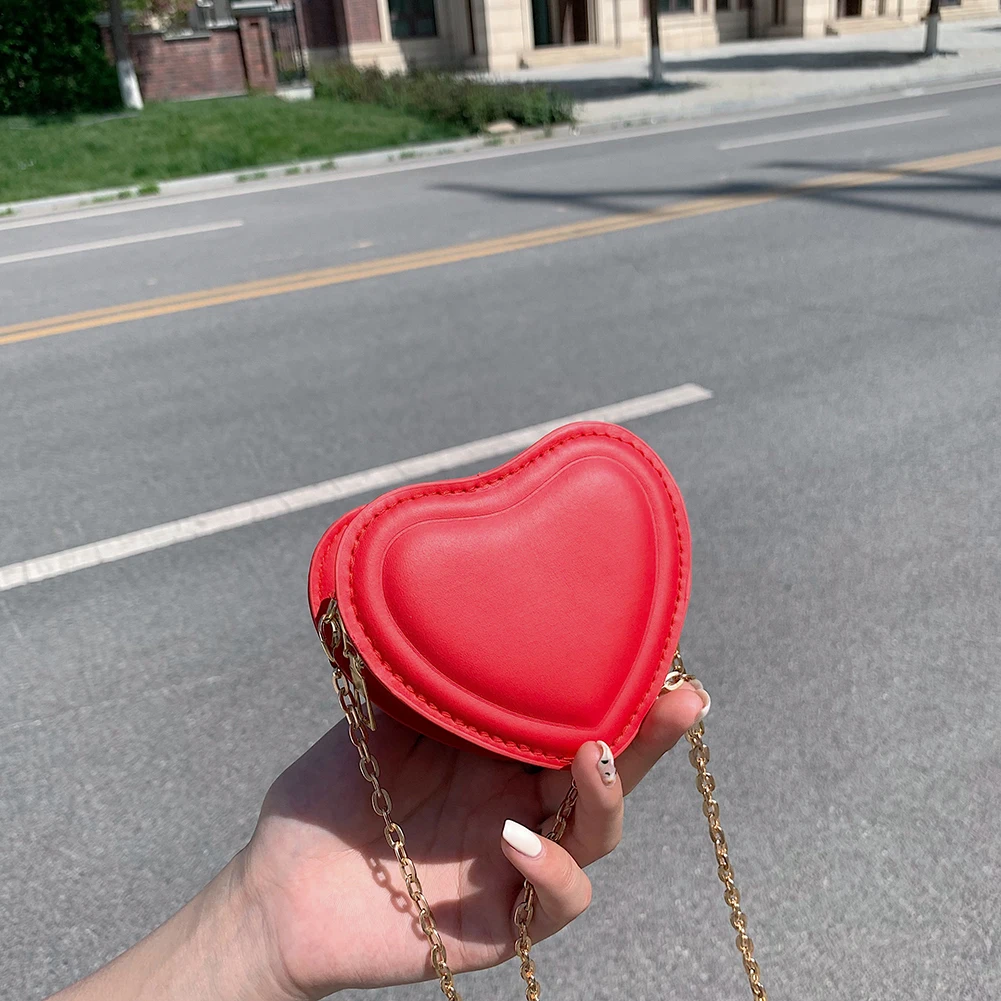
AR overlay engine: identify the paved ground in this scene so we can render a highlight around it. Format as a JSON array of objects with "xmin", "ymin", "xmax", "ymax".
[
  {"xmin": 499, "ymin": 17, "xmax": 1001, "ymax": 123},
  {"xmin": 2, "ymin": 82, "xmax": 1000, "ymax": 1001}
]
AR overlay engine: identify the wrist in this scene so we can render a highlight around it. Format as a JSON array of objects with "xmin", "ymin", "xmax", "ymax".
[
  {"xmin": 50, "ymin": 851, "xmax": 310, "ymax": 1001},
  {"xmin": 192, "ymin": 850, "xmax": 311, "ymax": 1001}
]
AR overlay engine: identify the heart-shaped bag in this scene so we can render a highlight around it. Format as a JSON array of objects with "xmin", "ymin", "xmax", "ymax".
[{"xmin": 309, "ymin": 422, "xmax": 767, "ymax": 1000}]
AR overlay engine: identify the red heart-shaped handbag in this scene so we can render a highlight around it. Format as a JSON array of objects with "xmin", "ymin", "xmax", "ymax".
[
  {"xmin": 307, "ymin": 420, "xmax": 767, "ymax": 1001},
  {"xmin": 308, "ymin": 421, "xmax": 691, "ymax": 768}
]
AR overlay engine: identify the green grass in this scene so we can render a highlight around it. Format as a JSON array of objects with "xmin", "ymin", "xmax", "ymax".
[{"xmin": 0, "ymin": 95, "xmax": 462, "ymax": 203}]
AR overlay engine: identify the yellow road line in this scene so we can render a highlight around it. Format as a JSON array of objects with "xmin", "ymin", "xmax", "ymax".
[{"xmin": 4, "ymin": 145, "xmax": 1000, "ymax": 349}]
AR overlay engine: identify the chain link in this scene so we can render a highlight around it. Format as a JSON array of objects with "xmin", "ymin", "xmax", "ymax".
[
  {"xmin": 320, "ymin": 602, "xmax": 463, "ymax": 1000},
  {"xmin": 686, "ymin": 721, "xmax": 768, "ymax": 1001},
  {"xmin": 319, "ymin": 602, "xmax": 767, "ymax": 1001},
  {"xmin": 667, "ymin": 650, "xmax": 767, "ymax": 1001},
  {"xmin": 512, "ymin": 783, "xmax": 578, "ymax": 1001}
]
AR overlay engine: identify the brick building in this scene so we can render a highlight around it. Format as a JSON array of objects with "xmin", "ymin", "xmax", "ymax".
[
  {"xmin": 102, "ymin": 1, "xmax": 309, "ymax": 102},
  {"xmin": 298, "ymin": 0, "xmax": 997, "ymax": 70}
]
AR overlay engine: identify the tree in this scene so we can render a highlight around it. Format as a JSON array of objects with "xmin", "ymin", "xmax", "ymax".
[
  {"xmin": 108, "ymin": 0, "xmax": 144, "ymax": 109},
  {"xmin": 0, "ymin": 0, "xmax": 119, "ymax": 115}
]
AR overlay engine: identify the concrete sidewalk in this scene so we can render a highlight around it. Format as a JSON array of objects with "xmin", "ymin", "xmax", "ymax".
[{"xmin": 497, "ymin": 17, "xmax": 1001, "ymax": 124}]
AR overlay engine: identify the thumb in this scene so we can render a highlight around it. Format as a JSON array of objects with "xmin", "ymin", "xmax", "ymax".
[{"xmin": 500, "ymin": 820, "xmax": 592, "ymax": 938}]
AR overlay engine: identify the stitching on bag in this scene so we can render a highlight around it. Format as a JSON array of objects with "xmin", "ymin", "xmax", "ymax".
[{"xmin": 332, "ymin": 427, "xmax": 686, "ymax": 767}]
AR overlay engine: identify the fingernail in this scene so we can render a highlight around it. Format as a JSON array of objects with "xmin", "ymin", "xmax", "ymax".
[
  {"xmin": 690, "ymin": 682, "xmax": 711, "ymax": 723},
  {"xmin": 502, "ymin": 819, "xmax": 543, "ymax": 858},
  {"xmin": 596, "ymin": 740, "xmax": 617, "ymax": 786}
]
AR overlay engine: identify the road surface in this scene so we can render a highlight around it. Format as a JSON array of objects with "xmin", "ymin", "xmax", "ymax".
[{"xmin": 2, "ymin": 80, "xmax": 1000, "ymax": 1001}]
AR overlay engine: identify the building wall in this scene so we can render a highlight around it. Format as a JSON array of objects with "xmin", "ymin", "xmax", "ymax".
[
  {"xmin": 792, "ymin": 0, "xmax": 821, "ymax": 38},
  {"xmin": 577, "ymin": 2, "xmax": 722, "ymax": 54},
  {"xmin": 343, "ymin": 0, "xmax": 384, "ymax": 41},
  {"xmin": 797, "ymin": 0, "xmax": 1000, "ymax": 36},
  {"xmin": 305, "ymin": 0, "xmax": 475, "ymax": 68},
  {"xmin": 301, "ymin": 0, "xmax": 344, "ymax": 46},
  {"xmin": 301, "ymin": 0, "xmax": 1001, "ymax": 72},
  {"xmin": 594, "ymin": 0, "xmax": 620, "ymax": 45},
  {"xmin": 942, "ymin": 0, "xmax": 1000, "ymax": 17},
  {"xmin": 481, "ymin": 0, "xmax": 530, "ymax": 66},
  {"xmin": 657, "ymin": 11, "xmax": 722, "ymax": 48},
  {"xmin": 238, "ymin": 16, "xmax": 278, "ymax": 89},
  {"xmin": 468, "ymin": 0, "xmax": 491, "ymax": 64},
  {"xmin": 303, "ymin": 0, "xmax": 736, "ymax": 70},
  {"xmin": 343, "ymin": 36, "xmax": 458, "ymax": 66},
  {"xmin": 104, "ymin": 27, "xmax": 248, "ymax": 101},
  {"xmin": 715, "ymin": 8, "xmax": 751, "ymax": 41}
]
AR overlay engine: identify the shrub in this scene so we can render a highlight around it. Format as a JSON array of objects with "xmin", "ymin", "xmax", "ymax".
[
  {"xmin": 311, "ymin": 63, "xmax": 574, "ymax": 133},
  {"xmin": 0, "ymin": 0, "xmax": 119, "ymax": 116}
]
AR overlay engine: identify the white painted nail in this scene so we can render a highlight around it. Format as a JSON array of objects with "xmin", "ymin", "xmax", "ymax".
[
  {"xmin": 503, "ymin": 819, "xmax": 543, "ymax": 858},
  {"xmin": 694, "ymin": 687, "xmax": 711, "ymax": 723},
  {"xmin": 596, "ymin": 740, "xmax": 617, "ymax": 785}
]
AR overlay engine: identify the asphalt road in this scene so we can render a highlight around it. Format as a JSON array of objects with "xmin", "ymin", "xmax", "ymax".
[{"xmin": 2, "ymin": 81, "xmax": 1000, "ymax": 1001}]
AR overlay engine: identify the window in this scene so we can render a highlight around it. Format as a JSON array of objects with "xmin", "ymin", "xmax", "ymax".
[
  {"xmin": 716, "ymin": 0, "xmax": 751, "ymax": 10},
  {"xmin": 658, "ymin": 0, "xmax": 694, "ymax": 11},
  {"xmin": 389, "ymin": 0, "xmax": 437, "ymax": 38}
]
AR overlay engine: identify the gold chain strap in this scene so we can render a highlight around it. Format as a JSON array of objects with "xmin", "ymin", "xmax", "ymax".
[
  {"xmin": 687, "ymin": 722, "xmax": 768, "ymax": 1000},
  {"xmin": 666, "ymin": 654, "xmax": 768, "ymax": 1001},
  {"xmin": 318, "ymin": 601, "xmax": 767, "ymax": 1001},
  {"xmin": 318, "ymin": 600, "xmax": 575, "ymax": 1001},
  {"xmin": 513, "ymin": 783, "xmax": 578, "ymax": 1001}
]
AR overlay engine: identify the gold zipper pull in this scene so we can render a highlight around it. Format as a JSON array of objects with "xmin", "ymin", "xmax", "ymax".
[
  {"xmin": 317, "ymin": 599, "xmax": 376, "ymax": 731},
  {"xmin": 346, "ymin": 646, "xmax": 376, "ymax": 731}
]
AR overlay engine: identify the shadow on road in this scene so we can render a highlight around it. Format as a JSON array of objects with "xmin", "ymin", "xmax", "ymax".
[
  {"xmin": 535, "ymin": 50, "xmax": 940, "ymax": 102},
  {"xmin": 434, "ymin": 160, "xmax": 1001, "ymax": 230}
]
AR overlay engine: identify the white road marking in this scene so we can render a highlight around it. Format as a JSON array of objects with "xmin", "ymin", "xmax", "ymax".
[
  {"xmin": 2, "ymin": 76, "xmax": 997, "ymax": 232},
  {"xmin": 0, "ymin": 384, "xmax": 712, "ymax": 592},
  {"xmin": 0, "ymin": 220, "xmax": 243, "ymax": 265},
  {"xmin": 717, "ymin": 110, "xmax": 950, "ymax": 150}
]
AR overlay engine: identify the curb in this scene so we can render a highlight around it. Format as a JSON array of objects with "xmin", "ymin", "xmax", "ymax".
[
  {"xmin": 0, "ymin": 128, "xmax": 569, "ymax": 222},
  {"xmin": 3, "ymin": 66, "xmax": 1000, "ymax": 222},
  {"xmin": 570, "ymin": 66, "xmax": 1001, "ymax": 134}
]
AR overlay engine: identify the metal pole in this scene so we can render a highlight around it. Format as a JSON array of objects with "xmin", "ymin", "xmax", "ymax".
[
  {"xmin": 649, "ymin": 0, "xmax": 663, "ymax": 85},
  {"xmin": 923, "ymin": 0, "xmax": 941, "ymax": 57}
]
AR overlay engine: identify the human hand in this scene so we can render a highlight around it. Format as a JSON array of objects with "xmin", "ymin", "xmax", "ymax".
[{"xmin": 238, "ymin": 682, "xmax": 707, "ymax": 999}]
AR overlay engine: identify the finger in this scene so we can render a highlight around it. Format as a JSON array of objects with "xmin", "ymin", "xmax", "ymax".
[
  {"xmin": 615, "ymin": 682, "xmax": 707, "ymax": 795},
  {"xmin": 500, "ymin": 821, "xmax": 592, "ymax": 937},
  {"xmin": 556, "ymin": 742, "xmax": 623, "ymax": 867},
  {"xmin": 538, "ymin": 681, "xmax": 709, "ymax": 810}
]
